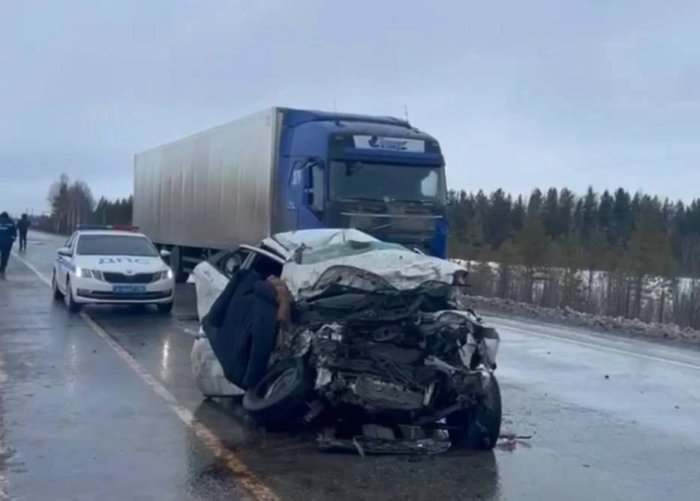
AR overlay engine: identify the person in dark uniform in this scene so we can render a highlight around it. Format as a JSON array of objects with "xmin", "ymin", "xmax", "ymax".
[
  {"xmin": 17, "ymin": 213, "xmax": 30, "ymax": 252},
  {"xmin": 0, "ymin": 212, "xmax": 17, "ymax": 279}
]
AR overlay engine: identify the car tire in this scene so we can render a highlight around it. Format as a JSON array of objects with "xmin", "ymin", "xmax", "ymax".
[
  {"xmin": 243, "ymin": 358, "xmax": 315, "ymax": 431},
  {"xmin": 157, "ymin": 302, "xmax": 174, "ymax": 315},
  {"xmin": 52, "ymin": 272, "xmax": 64, "ymax": 301},
  {"xmin": 64, "ymin": 278, "xmax": 82, "ymax": 313},
  {"xmin": 447, "ymin": 374, "xmax": 502, "ymax": 450}
]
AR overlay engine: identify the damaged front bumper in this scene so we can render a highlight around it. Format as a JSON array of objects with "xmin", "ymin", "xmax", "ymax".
[{"xmin": 317, "ymin": 425, "xmax": 451, "ymax": 456}]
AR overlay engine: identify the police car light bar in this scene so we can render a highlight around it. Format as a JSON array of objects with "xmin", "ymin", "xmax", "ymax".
[
  {"xmin": 76, "ymin": 224, "xmax": 112, "ymax": 230},
  {"xmin": 112, "ymin": 224, "xmax": 140, "ymax": 232}
]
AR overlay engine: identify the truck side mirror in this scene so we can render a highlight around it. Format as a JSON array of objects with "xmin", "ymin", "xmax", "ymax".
[
  {"xmin": 290, "ymin": 157, "xmax": 325, "ymax": 186},
  {"xmin": 306, "ymin": 161, "xmax": 325, "ymax": 213}
]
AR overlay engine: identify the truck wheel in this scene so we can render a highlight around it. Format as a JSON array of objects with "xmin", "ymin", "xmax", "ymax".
[
  {"xmin": 169, "ymin": 246, "xmax": 189, "ymax": 284},
  {"xmin": 448, "ymin": 374, "xmax": 502, "ymax": 450},
  {"xmin": 64, "ymin": 278, "xmax": 82, "ymax": 313},
  {"xmin": 243, "ymin": 358, "xmax": 315, "ymax": 431}
]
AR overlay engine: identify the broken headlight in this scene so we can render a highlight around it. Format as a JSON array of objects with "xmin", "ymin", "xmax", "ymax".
[
  {"xmin": 452, "ymin": 269, "xmax": 469, "ymax": 286},
  {"xmin": 479, "ymin": 328, "xmax": 500, "ymax": 368}
]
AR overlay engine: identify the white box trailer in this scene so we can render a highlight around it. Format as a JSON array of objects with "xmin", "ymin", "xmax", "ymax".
[
  {"xmin": 134, "ymin": 107, "xmax": 448, "ymax": 281},
  {"xmin": 134, "ymin": 108, "xmax": 281, "ymax": 251}
]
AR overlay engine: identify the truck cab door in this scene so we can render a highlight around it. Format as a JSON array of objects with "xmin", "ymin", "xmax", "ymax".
[{"xmin": 289, "ymin": 158, "xmax": 326, "ymax": 229}]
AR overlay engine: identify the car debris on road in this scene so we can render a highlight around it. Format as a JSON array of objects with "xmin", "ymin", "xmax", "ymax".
[{"xmin": 191, "ymin": 229, "xmax": 503, "ymax": 454}]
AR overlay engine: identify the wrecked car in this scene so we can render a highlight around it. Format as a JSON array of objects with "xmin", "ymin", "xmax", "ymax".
[{"xmin": 191, "ymin": 229, "xmax": 502, "ymax": 453}]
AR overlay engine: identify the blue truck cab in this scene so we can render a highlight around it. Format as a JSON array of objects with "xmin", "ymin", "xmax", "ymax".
[{"xmin": 276, "ymin": 109, "xmax": 449, "ymax": 258}]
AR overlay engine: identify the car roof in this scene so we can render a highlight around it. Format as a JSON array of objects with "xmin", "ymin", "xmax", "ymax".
[{"xmin": 76, "ymin": 230, "xmax": 148, "ymax": 238}]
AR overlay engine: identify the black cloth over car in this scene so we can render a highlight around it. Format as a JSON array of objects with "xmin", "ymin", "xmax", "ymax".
[{"xmin": 201, "ymin": 269, "xmax": 279, "ymax": 389}]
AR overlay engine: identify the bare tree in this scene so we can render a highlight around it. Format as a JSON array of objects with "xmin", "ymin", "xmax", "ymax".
[
  {"xmin": 47, "ymin": 175, "xmax": 95, "ymax": 233},
  {"xmin": 66, "ymin": 180, "xmax": 95, "ymax": 232},
  {"xmin": 47, "ymin": 174, "xmax": 70, "ymax": 233}
]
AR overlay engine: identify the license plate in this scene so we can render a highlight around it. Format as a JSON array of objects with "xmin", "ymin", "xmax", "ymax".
[{"xmin": 113, "ymin": 285, "xmax": 147, "ymax": 294}]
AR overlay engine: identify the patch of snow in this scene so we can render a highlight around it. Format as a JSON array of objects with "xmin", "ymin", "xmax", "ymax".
[{"xmin": 463, "ymin": 294, "xmax": 700, "ymax": 345}]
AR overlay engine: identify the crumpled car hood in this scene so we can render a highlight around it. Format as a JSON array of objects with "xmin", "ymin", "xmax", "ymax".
[
  {"xmin": 264, "ymin": 228, "xmax": 378, "ymax": 256},
  {"xmin": 282, "ymin": 247, "xmax": 465, "ymax": 300}
]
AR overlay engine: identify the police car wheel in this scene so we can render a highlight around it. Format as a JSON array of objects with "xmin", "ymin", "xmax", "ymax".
[
  {"xmin": 52, "ymin": 272, "xmax": 63, "ymax": 301},
  {"xmin": 157, "ymin": 302, "xmax": 173, "ymax": 314},
  {"xmin": 64, "ymin": 279, "xmax": 82, "ymax": 313}
]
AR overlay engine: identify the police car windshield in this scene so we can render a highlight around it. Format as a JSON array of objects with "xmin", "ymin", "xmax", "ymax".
[{"xmin": 76, "ymin": 235, "xmax": 158, "ymax": 256}]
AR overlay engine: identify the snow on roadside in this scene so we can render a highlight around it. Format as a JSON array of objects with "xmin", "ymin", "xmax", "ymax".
[{"xmin": 464, "ymin": 294, "xmax": 700, "ymax": 345}]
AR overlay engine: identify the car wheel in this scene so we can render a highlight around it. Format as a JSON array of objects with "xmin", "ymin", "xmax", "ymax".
[
  {"xmin": 64, "ymin": 278, "xmax": 82, "ymax": 313},
  {"xmin": 243, "ymin": 358, "xmax": 315, "ymax": 431},
  {"xmin": 157, "ymin": 301, "xmax": 173, "ymax": 315},
  {"xmin": 447, "ymin": 374, "xmax": 502, "ymax": 450},
  {"xmin": 52, "ymin": 272, "xmax": 64, "ymax": 301}
]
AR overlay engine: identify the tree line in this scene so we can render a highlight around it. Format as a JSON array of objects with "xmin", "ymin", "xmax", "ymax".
[
  {"xmin": 41, "ymin": 174, "xmax": 700, "ymax": 327},
  {"xmin": 447, "ymin": 187, "xmax": 700, "ymax": 327},
  {"xmin": 42, "ymin": 174, "xmax": 133, "ymax": 233}
]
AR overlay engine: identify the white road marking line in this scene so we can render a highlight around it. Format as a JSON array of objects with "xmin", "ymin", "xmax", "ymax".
[
  {"xmin": 0, "ymin": 364, "xmax": 7, "ymax": 501},
  {"xmin": 0, "ymin": 472, "xmax": 7, "ymax": 501},
  {"xmin": 0, "ymin": 359, "xmax": 7, "ymax": 385},
  {"xmin": 12, "ymin": 252, "xmax": 279, "ymax": 501},
  {"xmin": 496, "ymin": 320, "xmax": 700, "ymax": 371}
]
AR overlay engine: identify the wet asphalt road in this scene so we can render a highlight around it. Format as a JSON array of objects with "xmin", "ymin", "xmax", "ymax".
[{"xmin": 1, "ymin": 231, "xmax": 699, "ymax": 500}]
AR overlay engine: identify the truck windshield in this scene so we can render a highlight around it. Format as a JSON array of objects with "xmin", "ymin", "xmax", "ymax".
[
  {"xmin": 76, "ymin": 235, "xmax": 158, "ymax": 256},
  {"xmin": 329, "ymin": 161, "xmax": 445, "ymax": 203}
]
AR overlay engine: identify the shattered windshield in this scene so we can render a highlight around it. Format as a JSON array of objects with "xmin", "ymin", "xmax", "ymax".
[
  {"xmin": 297, "ymin": 240, "xmax": 408, "ymax": 265},
  {"xmin": 304, "ymin": 265, "xmax": 455, "ymax": 300},
  {"xmin": 329, "ymin": 161, "xmax": 445, "ymax": 203}
]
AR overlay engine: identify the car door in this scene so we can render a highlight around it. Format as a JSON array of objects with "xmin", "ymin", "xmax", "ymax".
[
  {"xmin": 193, "ymin": 247, "xmax": 253, "ymax": 320},
  {"xmin": 244, "ymin": 246, "xmax": 285, "ymax": 279},
  {"xmin": 214, "ymin": 248, "xmax": 251, "ymax": 279},
  {"xmin": 193, "ymin": 246, "xmax": 285, "ymax": 321},
  {"xmin": 58, "ymin": 233, "xmax": 77, "ymax": 290}
]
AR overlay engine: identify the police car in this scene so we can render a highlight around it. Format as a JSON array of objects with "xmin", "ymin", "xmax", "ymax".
[{"xmin": 51, "ymin": 225, "xmax": 175, "ymax": 313}]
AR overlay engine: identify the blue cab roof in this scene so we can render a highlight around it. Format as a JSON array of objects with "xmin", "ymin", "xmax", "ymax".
[
  {"xmin": 281, "ymin": 108, "xmax": 410, "ymax": 128},
  {"xmin": 281, "ymin": 107, "xmax": 439, "ymax": 143},
  {"xmin": 280, "ymin": 108, "xmax": 443, "ymax": 165}
]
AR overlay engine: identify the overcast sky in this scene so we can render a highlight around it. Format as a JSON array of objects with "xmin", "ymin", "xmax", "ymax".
[{"xmin": 1, "ymin": 0, "xmax": 699, "ymax": 215}]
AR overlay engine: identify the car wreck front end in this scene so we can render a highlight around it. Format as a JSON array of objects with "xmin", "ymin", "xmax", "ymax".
[
  {"xmin": 192, "ymin": 230, "xmax": 502, "ymax": 455},
  {"xmin": 247, "ymin": 239, "xmax": 502, "ymax": 454}
]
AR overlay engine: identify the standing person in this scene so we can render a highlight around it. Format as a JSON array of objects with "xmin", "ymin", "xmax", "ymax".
[
  {"xmin": 17, "ymin": 213, "xmax": 30, "ymax": 252},
  {"xmin": 0, "ymin": 212, "xmax": 17, "ymax": 279}
]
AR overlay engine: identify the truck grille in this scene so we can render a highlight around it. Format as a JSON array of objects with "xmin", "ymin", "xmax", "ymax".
[{"xmin": 103, "ymin": 272, "xmax": 157, "ymax": 284}]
